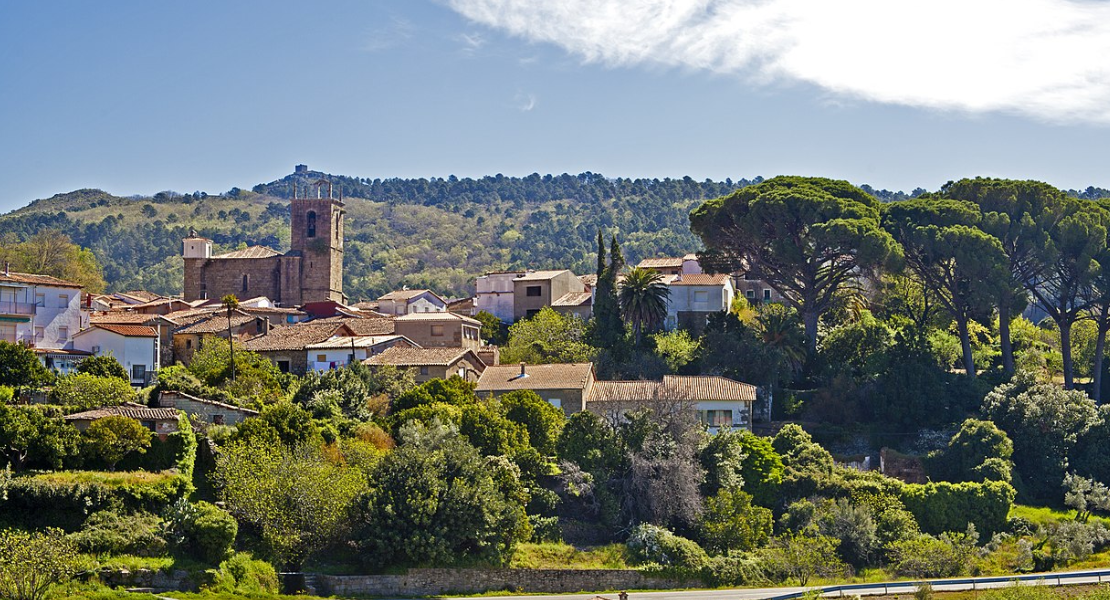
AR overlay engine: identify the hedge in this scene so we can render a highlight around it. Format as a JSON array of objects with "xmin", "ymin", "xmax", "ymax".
[
  {"xmin": 900, "ymin": 479, "xmax": 1015, "ymax": 537},
  {"xmin": 0, "ymin": 470, "xmax": 190, "ymax": 530}
]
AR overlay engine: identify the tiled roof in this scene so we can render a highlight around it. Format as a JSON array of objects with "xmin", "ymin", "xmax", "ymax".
[
  {"xmin": 668, "ymin": 274, "xmax": 731, "ymax": 286},
  {"xmin": 157, "ymin": 391, "xmax": 259, "ymax": 415},
  {"xmin": 83, "ymin": 324, "xmax": 159, "ymax": 338},
  {"xmin": 378, "ymin": 289, "xmax": 443, "ymax": 302},
  {"xmin": 0, "ymin": 271, "xmax": 83, "ymax": 288},
  {"xmin": 306, "ymin": 335, "xmax": 410, "ymax": 350},
  {"xmin": 212, "ymin": 246, "xmax": 281, "ymax": 260},
  {"xmin": 579, "ymin": 274, "xmax": 598, "ymax": 287},
  {"xmin": 309, "ymin": 315, "xmax": 396, "ymax": 335},
  {"xmin": 476, "ymin": 363, "xmax": 594, "ymax": 392},
  {"xmin": 65, "ymin": 405, "xmax": 180, "ymax": 421},
  {"xmin": 174, "ymin": 313, "xmax": 257, "ymax": 335},
  {"xmin": 119, "ymin": 290, "xmax": 162, "ymax": 302},
  {"xmin": 162, "ymin": 308, "xmax": 220, "ymax": 326},
  {"xmin": 552, "ymin": 292, "xmax": 593, "ymax": 307},
  {"xmin": 365, "ymin": 346, "xmax": 482, "ymax": 367},
  {"xmin": 243, "ymin": 322, "xmax": 349, "ymax": 352},
  {"xmin": 514, "ymin": 270, "xmax": 572, "ymax": 282},
  {"xmin": 637, "ymin": 257, "xmax": 684, "ymax": 269},
  {"xmin": 589, "ymin": 376, "xmax": 756, "ymax": 402},
  {"xmin": 91, "ymin": 312, "xmax": 159, "ymax": 325},
  {"xmin": 395, "ymin": 312, "xmax": 480, "ymax": 325},
  {"xmin": 32, "ymin": 348, "xmax": 93, "ymax": 356},
  {"xmin": 351, "ymin": 301, "xmax": 380, "ymax": 311}
]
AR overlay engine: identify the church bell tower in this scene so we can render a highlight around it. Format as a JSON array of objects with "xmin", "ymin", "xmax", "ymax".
[{"xmin": 289, "ymin": 178, "xmax": 344, "ymax": 303}]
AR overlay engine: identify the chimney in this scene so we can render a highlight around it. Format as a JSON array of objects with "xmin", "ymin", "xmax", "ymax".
[
  {"xmin": 3, "ymin": 262, "xmax": 8, "ymax": 277},
  {"xmin": 520, "ymin": 361, "xmax": 526, "ymax": 377}
]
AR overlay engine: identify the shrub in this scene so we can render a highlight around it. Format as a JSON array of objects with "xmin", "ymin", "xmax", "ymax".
[
  {"xmin": 0, "ymin": 386, "xmax": 13, "ymax": 403},
  {"xmin": 697, "ymin": 488, "xmax": 773, "ymax": 554},
  {"xmin": 0, "ymin": 471, "xmax": 190, "ymax": 530},
  {"xmin": 529, "ymin": 515, "xmax": 562, "ymax": 543},
  {"xmin": 67, "ymin": 509, "xmax": 166, "ymax": 556},
  {"xmin": 80, "ymin": 416, "xmax": 152, "ymax": 471},
  {"xmin": 886, "ymin": 530, "xmax": 977, "ymax": 578},
  {"xmin": 760, "ymin": 532, "xmax": 848, "ymax": 585},
  {"xmin": 0, "ymin": 528, "xmax": 80, "ymax": 600},
  {"xmin": 75, "ymin": 355, "xmax": 128, "ymax": 380},
  {"xmin": 164, "ymin": 498, "xmax": 238, "ymax": 564},
  {"xmin": 50, "ymin": 373, "xmax": 134, "ymax": 410},
  {"xmin": 626, "ymin": 523, "xmax": 710, "ymax": 571},
  {"xmin": 207, "ymin": 552, "xmax": 278, "ymax": 595},
  {"xmin": 527, "ymin": 487, "xmax": 560, "ymax": 517},
  {"xmin": 705, "ymin": 552, "xmax": 768, "ymax": 587},
  {"xmin": 900, "ymin": 479, "xmax": 1015, "ymax": 537}
]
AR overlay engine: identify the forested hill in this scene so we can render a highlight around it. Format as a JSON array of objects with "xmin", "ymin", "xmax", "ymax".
[
  {"xmin": 0, "ymin": 171, "xmax": 755, "ymax": 300},
  {"xmin": 6, "ymin": 168, "xmax": 1098, "ymax": 300}
]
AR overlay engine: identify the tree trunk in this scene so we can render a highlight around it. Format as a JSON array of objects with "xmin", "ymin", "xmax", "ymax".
[
  {"xmin": 999, "ymin": 298, "xmax": 1015, "ymax": 376},
  {"xmin": 956, "ymin": 316, "xmax": 976, "ymax": 378},
  {"xmin": 1094, "ymin": 303, "xmax": 1110, "ymax": 403},
  {"xmin": 227, "ymin": 315, "xmax": 236, "ymax": 383},
  {"xmin": 1060, "ymin": 319, "xmax": 1074, "ymax": 389},
  {"xmin": 803, "ymin": 308, "xmax": 819, "ymax": 358}
]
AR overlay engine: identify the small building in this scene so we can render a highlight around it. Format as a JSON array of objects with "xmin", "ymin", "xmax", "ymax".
[
  {"xmin": 242, "ymin": 321, "xmax": 357, "ymax": 375},
  {"xmin": 171, "ymin": 311, "xmax": 270, "ymax": 366},
  {"xmin": 664, "ymin": 273, "xmax": 735, "ymax": 333},
  {"xmin": 637, "ymin": 254, "xmax": 703, "ymax": 276},
  {"xmin": 475, "ymin": 362, "xmax": 595, "ymax": 414},
  {"xmin": 365, "ymin": 346, "xmax": 486, "ymax": 383},
  {"xmin": 156, "ymin": 390, "xmax": 259, "ymax": 426},
  {"xmin": 64, "ymin": 405, "xmax": 181, "ymax": 440},
  {"xmin": 475, "ymin": 271, "xmax": 527, "ymax": 323},
  {"xmin": 377, "ymin": 289, "xmax": 448, "ymax": 316},
  {"xmin": 551, "ymin": 291, "xmax": 593, "ymax": 321},
  {"xmin": 587, "ymin": 375, "xmax": 755, "ymax": 433},
  {"xmin": 71, "ymin": 324, "xmax": 160, "ymax": 387},
  {"xmin": 92, "ymin": 312, "xmax": 177, "ymax": 371},
  {"xmin": 0, "ymin": 269, "xmax": 86, "ymax": 352},
  {"xmin": 394, "ymin": 312, "xmax": 482, "ymax": 350},
  {"xmin": 305, "ymin": 334, "xmax": 417, "ymax": 372},
  {"xmin": 512, "ymin": 270, "xmax": 586, "ymax": 321}
]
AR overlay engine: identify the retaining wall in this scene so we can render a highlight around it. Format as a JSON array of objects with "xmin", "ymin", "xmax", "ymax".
[{"xmin": 317, "ymin": 568, "xmax": 690, "ymax": 597}]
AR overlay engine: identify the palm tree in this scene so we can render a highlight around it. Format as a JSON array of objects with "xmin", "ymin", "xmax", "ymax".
[
  {"xmin": 618, "ymin": 267, "xmax": 671, "ymax": 345},
  {"xmin": 221, "ymin": 294, "xmax": 239, "ymax": 382}
]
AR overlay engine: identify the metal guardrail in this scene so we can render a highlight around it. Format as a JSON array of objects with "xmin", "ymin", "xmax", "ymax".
[{"xmin": 763, "ymin": 569, "xmax": 1110, "ymax": 600}]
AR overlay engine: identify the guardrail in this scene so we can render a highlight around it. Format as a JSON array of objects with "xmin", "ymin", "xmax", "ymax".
[{"xmin": 764, "ymin": 569, "xmax": 1110, "ymax": 600}]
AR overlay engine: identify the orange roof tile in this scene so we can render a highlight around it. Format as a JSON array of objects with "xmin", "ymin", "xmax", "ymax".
[
  {"xmin": 476, "ymin": 363, "xmax": 594, "ymax": 392},
  {"xmin": 84, "ymin": 324, "xmax": 159, "ymax": 338},
  {"xmin": 0, "ymin": 271, "xmax": 83, "ymax": 288}
]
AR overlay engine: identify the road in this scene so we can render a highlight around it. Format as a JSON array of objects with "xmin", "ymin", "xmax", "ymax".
[{"xmin": 441, "ymin": 569, "xmax": 1110, "ymax": 600}]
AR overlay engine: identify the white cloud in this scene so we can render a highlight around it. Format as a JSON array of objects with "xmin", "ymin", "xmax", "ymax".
[
  {"xmin": 443, "ymin": 0, "xmax": 1110, "ymax": 124},
  {"xmin": 514, "ymin": 91, "xmax": 538, "ymax": 111}
]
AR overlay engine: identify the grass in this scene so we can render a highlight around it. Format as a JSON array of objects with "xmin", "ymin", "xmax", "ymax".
[
  {"xmin": 508, "ymin": 543, "xmax": 633, "ymax": 570},
  {"xmin": 33, "ymin": 470, "xmax": 178, "ymax": 486}
]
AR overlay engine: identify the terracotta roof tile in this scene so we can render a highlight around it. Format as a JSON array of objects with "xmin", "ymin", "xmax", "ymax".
[
  {"xmin": 91, "ymin": 312, "xmax": 159, "ymax": 325},
  {"xmin": 174, "ymin": 313, "xmax": 257, "ymax": 335},
  {"xmin": 211, "ymin": 246, "xmax": 281, "ymax": 259},
  {"xmin": 306, "ymin": 335, "xmax": 411, "ymax": 350},
  {"xmin": 65, "ymin": 406, "xmax": 180, "ymax": 421},
  {"xmin": 0, "ymin": 271, "xmax": 83, "ymax": 288},
  {"xmin": 83, "ymin": 324, "xmax": 159, "ymax": 338},
  {"xmin": 395, "ymin": 312, "xmax": 480, "ymax": 325},
  {"xmin": 309, "ymin": 315, "xmax": 396, "ymax": 335},
  {"xmin": 243, "ymin": 322, "xmax": 349, "ymax": 352},
  {"xmin": 365, "ymin": 346, "xmax": 482, "ymax": 367},
  {"xmin": 668, "ymin": 274, "xmax": 731, "ymax": 286},
  {"xmin": 589, "ymin": 376, "xmax": 756, "ymax": 402},
  {"xmin": 637, "ymin": 257, "xmax": 685, "ymax": 269},
  {"xmin": 552, "ymin": 292, "xmax": 592, "ymax": 307},
  {"xmin": 476, "ymin": 363, "xmax": 594, "ymax": 392}
]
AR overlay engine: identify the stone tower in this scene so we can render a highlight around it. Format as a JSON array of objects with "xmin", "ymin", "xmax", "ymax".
[
  {"xmin": 182, "ymin": 229, "xmax": 213, "ymax": 300},
  {"xmin": 288, "ymin": 179, "xmax": 344, "ymax": 303}
]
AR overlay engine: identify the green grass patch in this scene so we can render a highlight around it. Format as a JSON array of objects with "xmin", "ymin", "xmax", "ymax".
[
  {"xmin": 508, "ymin": 542, "xmax": 633, "ymax": 570},
  {"xmin": 33, "ymin": 470, "xmax": 179, "ymax": 487},
  {"xmin": 1009, "ymin": 504, "xmax": 1110, "ymax": 527}
]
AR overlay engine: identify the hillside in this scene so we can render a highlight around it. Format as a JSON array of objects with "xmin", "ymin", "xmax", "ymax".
[{"xmin": 0, "ymin": 171, "xmax": 756, "ymax": 300}]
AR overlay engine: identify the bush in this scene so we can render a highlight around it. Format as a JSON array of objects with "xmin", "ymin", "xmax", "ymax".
[
  {"xmin": 75, "ymin": 355, "xmax": 128, "ymax": 380},
  {"xmin": 163, "ymin": 499, "xmax": 238, "ymax": 564},
  {"xmin": 626, "ymin": 523, "xmax": 710, "ymax": 571},
  {"xmin": 50, "ymin": 373, "xmax": 134, "ymax": 410},
  {"xmin": 0, "ymin": 471, "xmax": 189, "ymax": 530},
  {"xmin": 705, "ymin": 552, "xmax": 768, "ymax": 587},
  {"xmin": 0, "ymin": 386, "xmax": 12, "ymax": 403},
  {"xmin": 527, "ymin": 487, "xmax": 560, "ymax": 517},
  {"xmin": 0, "ymin": 528, "xmax": 80, "ymax": 600},
  {"xmin": 697, "ymin": 488, "xmax": 773, "ymax": 554},
  {"xmin": 529, "ymin": 515, "xmax": 562, "ymax": 543},
  {"xmin": 117, "ymin": 413, "xmax": 196, "ymax": 479},
  {"xmin": 207, "ymin": 552, "xmax": 278, "ymax": 595},
  {"xmin": 67, "ymin": 510, "xmax": 166, "ymax": 556},
  {"xmin": 886, "ymin": 530, "xmax": 978, "ymax": 578},
  {"xmin": 901, "ymin": 480, "xmax": 1015, "ymax": 537}
]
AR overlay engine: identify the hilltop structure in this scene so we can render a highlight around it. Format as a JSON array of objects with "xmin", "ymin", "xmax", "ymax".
[{"xmin": 182, "ymin": 178, "xmax": 344, "ymax": 305}]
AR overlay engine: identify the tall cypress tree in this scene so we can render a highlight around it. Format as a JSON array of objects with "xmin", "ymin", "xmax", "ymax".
[{"xmin": 591, "ymin": 231, "xmax": 625, "ymax": 350}]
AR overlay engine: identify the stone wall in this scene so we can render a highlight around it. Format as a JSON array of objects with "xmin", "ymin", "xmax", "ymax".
[{"xmin": 317, "ymin": 568, "xmax": 689, "ymax": 597}]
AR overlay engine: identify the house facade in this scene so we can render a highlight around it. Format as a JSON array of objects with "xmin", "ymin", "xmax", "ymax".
[
  {"xmin": 72, "ymin": 324, "xmax": 161, "ymax": 386},
  {"xmin": 512, "ymin": 270, "xmax": 586, "ymax": 321},
  {"xmin": 393, "ymin": 312, "xmax": 482, "ymax": 351},
  {"xmin": 664, "ymin": 273, "xmax": 735, "ymax": 333},
  {"xmin": 156, "ymin": 390, "xmax": 259, "ymax": 425},
  {"xmin": 64, "ymin": 405, "xmax": 181, "ymax": 440},
  {"xmin": 475, "ymin": 271, "xmax": 527, "ymax": 322},
  {"xmin": 0, "ymin": 270, "xmax": 85, "ymax": 352},
  {"xmin": 475, "ymin": 362, "xmax": 595, "ymax": 414},
  {"xmin": 376, "ymin": 289, "xmax": 447, "ymax": 316},
  {"xmin": 365, "ymin": 347, "xmax": 486, "ymax": 383},
  {"xmin": 637, "ymin": 254, "xmax": 703, "ymax": 276},
  {"xmin": 587, "ymin": 375, "xmax": 755, "ymax": 433},
  {"xmin": 305, "ymin": 335, "xmax": 417, "ymax": 372}
]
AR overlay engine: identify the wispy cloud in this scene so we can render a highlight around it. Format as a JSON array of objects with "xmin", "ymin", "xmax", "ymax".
[
  {"xmin": 514, "ymin": 91, "xmax": 538, "ymax": 111},
  {"xmin": 457, "ymin": 32, "xmax": 487, "ymax": 52},
  {"xmin": 444, "ymin": 0, "xmax": 1110, "ymax": 124},
  {"xmin": 363, "ymin": 16, "xmax": 415, "ymax": 52}
]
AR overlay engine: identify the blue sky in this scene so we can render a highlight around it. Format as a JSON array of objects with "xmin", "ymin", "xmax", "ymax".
[{"xmin": 2, "ymin": 0, "xmax": 1109, "ymax": 213}]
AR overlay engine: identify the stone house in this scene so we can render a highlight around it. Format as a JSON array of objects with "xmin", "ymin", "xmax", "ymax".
[
  {"xmin": 155, "ymin": 390, "xmax": 259, "ymax": 426},
  {"xmin": 376, "ymin": 289, "xmax": 447, "ymax": 316},
  {"xmin": 365, "ymin": 347, "xmax": 486, "ymax": 383},
  {"xmin": 512, "ymin": 270, "xmax": 586, "ymax": 321},
  {"xmin": 171, "ymin": 311, "xmax": 270, "ymax": 366},
  {"xmin": 64, "ymin": 405, "xmax": 181, "ymax": 440},
  {"xmin": 393, "ymin": 312, "xmax": 482, "ymax": 351},
  {"xmin": 475, "ymin": 362, "xmax": 595, "ymax": 414},
  {"xmin": 242, "ymin": 321, "xmax": 356, "ymax": 375},
  {"xmin": 587, "ymin": 375, "xmax": 755, "ymax": 433}
]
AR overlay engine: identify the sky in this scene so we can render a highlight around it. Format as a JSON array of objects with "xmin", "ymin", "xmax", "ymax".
[{"xmin": 2, "ymin": 0, "xmax": 1109, "ymax": 213}]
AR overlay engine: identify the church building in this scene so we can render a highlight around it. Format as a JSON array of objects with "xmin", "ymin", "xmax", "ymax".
[{"xmin": 183, "ymin": 180, "xmax": 344, "ymax": 305}]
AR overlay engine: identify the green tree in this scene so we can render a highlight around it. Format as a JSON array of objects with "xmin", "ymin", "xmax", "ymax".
[
  {"xmin": 0, "ymin": 405, "xmax": 79, "ymax": 470},
  {"xmin": 0, "ymin": 341, "xmax": 52, "ymax": 391},
  {"xmin": 2, "ymin": 230, "xmax": 106, "ymax": 293},
  {"xmin": 929, "ymin": 418, "xmax": 1014, "ymax": 484},
  {"xmin": 221, "ymin": 294, "xmax": 240, "ymax": 382},
  {"xmin": 474, "ymin": 310, "xmax": 507, "ymax": 345},
  {"xmin": 188, "ymin": 338, "xmax": 284, "ymax": 404},
  {"xmin": 618, "ymin": 266, "xmax": 671, "ymax": 346},
  {"xmin": 591, "ymin": 231, "xmax": 627, "ymax": 351},
  {"xmin": 651, "ymin": 329, "xmax": 700, "ymax": 373},
  {"xmin": 81, "ymin": 415, "xmax": 152, "ymax": 470},
  {"xmin": 213, "ymin": 439, "xmax": 365, "ymax": 569},
  {"xmin": 1063, "ymin": 472, "xmax": 1110, "ymax": 522},
  {"xmin": 230, "ymin": 402, "xmax": 320, "ymax": 449},
  {"xmin": 556, "ymin": 410, "xmax": 623, "ymax": 474},
  {"xmin": 357, "ymin": 420, "xmax": 529, "ymax": 568},
  {"xmin": 501, "ymin": 307, "xmax": 596, "ymax": 365},
  {"xmin": 697, "ymin": 488, "xmax": 773, "ymax": 553},
  {"xmin": 761, "ymin": 531, "xmax": 847, "ymax": 585},
  {"xmin": 392, "ymin": 376, "xmax": 477, "ymax": 412},
  {"xmin": 0, "ymin": 528, "xmax": 80, "ymax": 600},
  {"xmin": 50, "ymin": 372, "xmax": 135, "ymax": 410},
  {"xmin": 691, "ymin": 176, "xmax": 899, "ymax": 356},
  {"xmin": 883, "ymin": 198, "xmax": 1008, "ymax": 377},
  {"xmin": 75, "ymin": 354, "xmax": 128, "ymax": 380},
  {"xmin": 499, "ymin": 389, "xmax": 565, "ymax": 456}
]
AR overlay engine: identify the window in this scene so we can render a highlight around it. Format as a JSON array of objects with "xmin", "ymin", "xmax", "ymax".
[
  {"xmin": 525, "ymin": 286, "xmax": 542, "ymax": 297},
  {"xmin": 419, "ymin": 366, "xmax": 429, "ymax": 376},
  {"xmin": 548, "ymin": 398, "xmax": 562, "ymax": 410},
  {"xmin": 317, "ymin": 354, "xmax": 327, "ymax": 362},
  {"xmin": 58, "ymin": 327, "xmax": 68, "ymax": 341},
  {"xmin": 306, "ymin": 210, "xmax": 317, "ymax": 238},
  {"xmin": 431, "ymin": 324, "xmax": 445, "ymax": 337},
  {"xmin": 185, "ymin": 339, "xmax": 192, "ymax": 349},
  {"xmin": 276, "ymin": 360, "xmax": 291, "ymax": 373},
  {"xmin": 745, "ymin": 290, "xmax": 755, "ymax": 299},
  {"xmin": 35, "ymin": 293, "xmax": 45, "ymax": 307},
  {"xmin": 526, "ymin": 309, "xmax": 540, "ymax": 318},
  {"xmin": 697, "ymin": 409, "xmax": 733, "ymax": 428},
  {"xmin": 241, "ymin": 274, "xmax": 249, "ymax": 293},
  {"xmin": 763, "ymin": 289, "xmax": 772, "ymax": 301},
  {"xmin": 213, "ymin": 414, "xmax": 225, "ymax": 425},
  {"xmin": 132, "ymin": 364, "xmax": 147, "ymax": 381},
  {"xmin": 694, "ymin": 290, "xmax": 709, "ymax": 303},
  {"xmin": 0, "ymin": 324, "xmax": 15, "ymax": 343},
  {"xmin": 58, "ymin": 294, "xmax": 69, "ymax": 307}
]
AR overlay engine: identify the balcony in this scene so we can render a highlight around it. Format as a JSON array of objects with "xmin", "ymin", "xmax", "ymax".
[{"xmin": 0, "ymin": 300, "xmax": 35, "ymax": 316}]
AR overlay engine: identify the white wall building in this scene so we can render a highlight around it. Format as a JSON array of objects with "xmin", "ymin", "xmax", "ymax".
[
  {"xmin": 72, "ymin": 324, "xmax": 160, "ymax": 386},
  {"xmin": 304, "ymin": 334, "xmax": 417, "ymax": 372},
  {"xmin": 663, "ymin": 273, "xmax": 735, "ymax": 332},
  {"xmin": 376, "ymin": 289, "xmax": 447, "ymax": 316},
  {"xmin": 0, "ymin": 270, "xmax": 89, "ymax": 373},
  {"xmin": 474, "ymin": 271, "xmax": 526, "ymax": 322}
]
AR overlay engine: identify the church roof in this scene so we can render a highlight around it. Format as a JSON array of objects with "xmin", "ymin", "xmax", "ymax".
[{"xmin": 212, "ymin": 246, "xmax": 282, "ymax": 260}]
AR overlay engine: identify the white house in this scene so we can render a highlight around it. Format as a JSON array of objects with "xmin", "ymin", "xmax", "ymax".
[
  {"xmin": 588, "ymin": 375, "xmax": 756, "ymax": 433},
  {"xmin": 376, "ymin": 289, "xmax": 448, "ymax": 316},
  {"xmin": 0, "ymin": 269, "xmax": 88, "ymax": 371},
  {"xmin": 663, "ymin": 273, "xmax": 735, "ymax": 333},
  {"xmin": 474, "ymin": 271, "xmax": 526, "ymax": 322},
  {"xmin": 304, "ymin": 334, "xmax": 418, "ymax": 372},
  {"xmin": 637, "ymin": 254, "xmax": 704, "ymax": 276},
  {"xmin": 72, "ymin": 324, "xmax": 160, "ymax": 386}
]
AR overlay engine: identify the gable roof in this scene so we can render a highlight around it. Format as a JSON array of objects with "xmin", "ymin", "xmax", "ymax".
[
  {"xmin": 0, "ymin": 271, "xmax": 83, "ymax": 289},
  {"xmin": 174, "ymin": 312, "xmax": 258, "ymax": 335},
  {"xmin": 378, "ymin": 289, "xmax": 447, "ymax": 304},
  {"xmin": 305, "ymin": 334, "xmax": 412, "ymax": 350},
  {"xmin": 242, "ymin": 322, "xmax": 353, "ymax": 352},
  {"xmin": 211, "ymin": 246, "xmax": 282, "ymax": 260},
  {"xmin": 637, "ymin": 257, "xmax": 685, "ymax": 269},
  {"xmin": 308, "ymin": 315, "xmax": 396, "ymax": 335},
  {"xmin": 552, "ymin": 292, "xmax": 593, "ymax": 307},
  {"xmin": 476, "ymin": 363, "xmax": 594, "ymax": 393},
  {"xmin": 91, "ymin": 312, "xmax": 160, "ymax": 325},
  {"xmin": 395, "ymin": 312, "xmax": 480, "ymax": 325},
  {"xmin": 365, "ymin": 346, "xmax": 483, "ymax": 367},
  {"xmin": 514, "ymin": 270, "xmax": 572, "ymax": 282},
  {"xmin": 589, "ymin": 375, "xmax": 757, "ymax": 403},
  {"xmin": 64, "ymin": 405, "xmax": 180, "ymax": 422},
  {"xmin": 668, "ymin": 273, "xmax": 731, "ymax": 286},
  {"xmin": 156, "ymin": 390, "xmax": 260, "ymax": 415},
  {"xmin": 76, "ymin": 324, "xmax": 158, "ymax": 338}
]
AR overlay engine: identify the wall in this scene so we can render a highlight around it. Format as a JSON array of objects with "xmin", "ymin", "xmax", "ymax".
[
  {"xmin": 395, "ymin": 319, "xmax": 482, "ymax": 350},
  {"xmin": 476, "ymin": 272, "xmax": 523, "ymax": 322},
  {"xmin": 197, "ymin": 257, "xmax": 283, "ymax": 303},
  {"xmin": 317, "ymin": 568, "xmax": 688, "ymax": 597},
  {"xmin": 73, "ymin": 329, "xmax": 158, "ymax": 384},
  {"xmin": 157, "ymin": 391, "xmax": 258, "ymax": 425}
]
